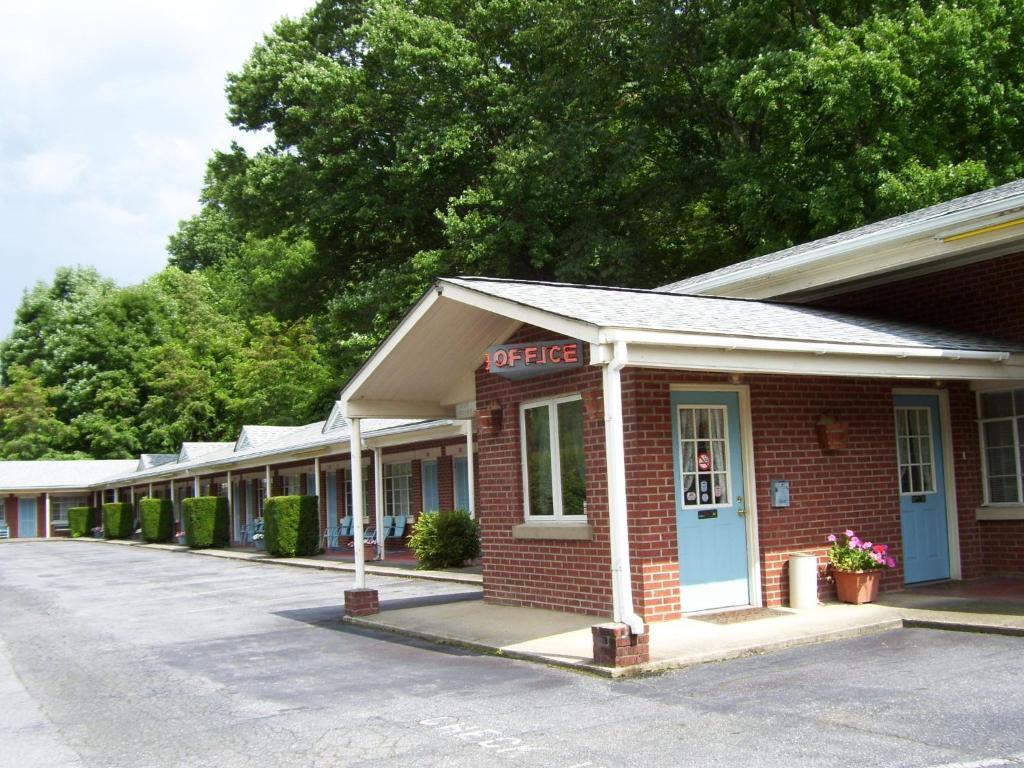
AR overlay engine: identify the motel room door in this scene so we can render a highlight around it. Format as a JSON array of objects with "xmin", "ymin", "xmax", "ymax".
[
  {"xmin": 894, "ymin": 394, "xmax": 950, "ymax": 583},
  {"xmin": 18, "ymin": 498, "xmax": 37, "ymax": 538},
  {"xmin": 673, "ymin": 391, "xmax": 751, "ymax": 612}
]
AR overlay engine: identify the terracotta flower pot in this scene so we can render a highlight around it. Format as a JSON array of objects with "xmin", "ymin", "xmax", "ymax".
[{"xmin": 833, "ymin": 569, "xmax": 881, "ymax": 604}]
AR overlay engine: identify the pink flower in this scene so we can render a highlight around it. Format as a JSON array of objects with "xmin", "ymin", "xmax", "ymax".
[
  {"xmin": 845, "ymin": 529, "xmax": 856, "ymax": 537},
  {"xmin": 873, "ymin": 544, "xmax": 888, "ymax": 554},
  {"xmin": 849, "ymin": 536, "xmax": 861, "ymax": 548},
  {"xmin": 827, "ymin": 533, "xmax": 837, "ymax": 543},
  {"xmin": 863, "ymin": 541, "xmax": 873, "ymax": 550},
  {"xmin": 885, "ymin": 556, "xmax": 897, "ymax": 568}
]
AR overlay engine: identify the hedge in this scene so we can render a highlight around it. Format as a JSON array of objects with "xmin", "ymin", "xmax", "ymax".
[
  {"xmin": 183, "ymin": 496, "xmax": 229, "ymax": 549},
  {"xmin": 102, "ymin": 502, "xmax": 133, "ymax": 540},
  {"xmin": 264, "ymin": 495, "xmax": 320, "ymax": 557},
  {"xmin": 68, "ymin": 506, "xmax": 93, "ymax": 538},
  {"xmin": 408, "ymin": 510, "xmax": 480, "ymax": 570},
  {"xmin": 139, "ymin": 498, "xmax": 174, "ymax": 543}
]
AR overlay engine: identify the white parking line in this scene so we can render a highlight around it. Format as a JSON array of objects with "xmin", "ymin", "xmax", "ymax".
[{"xmin": 926, "ymin": 754, "xmax": 1024, "ymax": 768}]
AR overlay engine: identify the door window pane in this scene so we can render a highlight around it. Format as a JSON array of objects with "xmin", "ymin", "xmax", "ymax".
[
  {"xmin": 678, "ymin": 406, "xmax": 730, "ymax": 507},
  {"xmin": 895, "ymin": 407, "xmax": 936, "ymax": 494}
]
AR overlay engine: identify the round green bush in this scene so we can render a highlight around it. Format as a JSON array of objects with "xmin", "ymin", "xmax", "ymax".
[{"xmin": 408, "ymin": 510, "xmax": 480, "ymax": 570}]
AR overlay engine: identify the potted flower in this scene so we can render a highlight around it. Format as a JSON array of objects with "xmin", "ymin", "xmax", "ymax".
[
  {"xmin": 91, "ymin": 526, "xmax": 104, "ymax": 539},
  {"xmin": 252, "ymin": 531, "xmax": 265, "ymax": 551},
  {"xmin": 826, "ymin": 529, "xmax": 897, "ymax": 604},
  {"xmin": 174, "ymin": 529, "xmax": 186, "ymax": 545}
]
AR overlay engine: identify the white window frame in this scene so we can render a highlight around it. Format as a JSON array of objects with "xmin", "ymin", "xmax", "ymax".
[
  {"xmin": 0, "ymin": 498, "xmax": 5, "ymax": 522},
  {"xmin": 894, "ymin": 406, "xmax": 938, "ymax": 497},
  {"xmin": 383, "ymin": 461, "xmax": 412, "ymax": 518},
  {"xmin": 676, "ymin": 403, "xmax": 734, "ymax": 510},
  {"xmin": 977, "ymin": 388, "xmax": 1024, "ymax": 505},
  {"xmin": 341, "ymin": 467, "xmax": 369, "ymax": 519},
  {"xmin": 519, "ymin": 393, "xmax": 586, "ymax": 522},
  {"xmin": 50, "ymin": 495, "xmax": 89, "ymax": 526},
  {"xmin": 282, "ymin": 474, "xmax": 302, "ymax": 497}
]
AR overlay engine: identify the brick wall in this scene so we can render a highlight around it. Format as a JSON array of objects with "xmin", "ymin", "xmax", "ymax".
[
  {"xmin": 474, "ymin": 322, "xmax": 989, "ymax": 621},
  {"xmin": 815, "ymin": 250, "xmax": 1024, "ymax": 575}
]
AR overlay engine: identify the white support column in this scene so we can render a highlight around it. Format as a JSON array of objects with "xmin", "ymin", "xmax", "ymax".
[
  {"xmin": 193, "ymin": 476, "xmax": 200, "ymax": 497},
  {"xmin": 265, "ymin": 465, "xmax": 271, "ymax": 500},
  {"xmin": 351, "ymin": 418, "xmax": 366, "ymax": 588},
  {"xmin": 130, "ymin": 486, "xmax": 135, "ymax": 506},
  {"xmin": 44, "ymin": 493, "xmax": 51, "ymax": 539},
  {"xmin": 314, "ymin": 457, "xmax": 321, "ymax": 497},
  {"xmin": 602, "ymin": 341, "xmax": 644, "ymax": 635},
  {"xmin": 148, "ymin": 483, "xmax": 153, "ymax": 498},
  {"xmin": 465, "ymin": 420, "xmax": 475, "ymax": 519},
  {"xmin": 374, "ymin": 447, "xmax": 385, "ymax": 561},
  {"xmin": 113, "ymin": 487, "xmax": 119, "ymax": 502}
]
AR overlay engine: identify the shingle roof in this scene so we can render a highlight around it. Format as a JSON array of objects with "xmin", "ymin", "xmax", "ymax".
[
  {"xmin": 660, "ymin": 179, "xmax": 1024, "ymax": 294},
  {"xmin": 235, "ymin": 425, "xmax": 304, "ymax": 451},
  {"xmin": 445, "ymin": 277, "xmax": 1024, "ymax": 353},
  {"xmin": 177, "ymin": 442, "xmax": 234, "ymax": 463},
  {"xmin": 137, "ymin": 454, "xmax": 177, "ymax": 471},
  {"xmin": 0, "ymin": 460, "xmax": 138, "ymax": 491}
]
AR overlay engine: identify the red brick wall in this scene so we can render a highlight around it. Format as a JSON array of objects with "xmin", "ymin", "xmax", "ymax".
[
  {"xmin": 475, "ymin": 323, "xmax": 986, "ymax": 620},
  {"xmin": 815, "ymin": 251, "xmax": 1024, "ymax": 343},
  {"xmin": 6, "ymin": 494, "xmax": 16, "ymax": 537},
  {"xmin": 815, "ymin": 251, "xmax": 1024, "ymax": 575}
]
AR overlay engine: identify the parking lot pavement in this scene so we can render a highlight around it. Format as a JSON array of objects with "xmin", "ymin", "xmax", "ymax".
[{"xmin": 3, "ymin": 541, "xmax": 1024, "ymax": 768}]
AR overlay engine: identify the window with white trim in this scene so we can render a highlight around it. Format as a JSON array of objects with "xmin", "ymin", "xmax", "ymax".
[
  {"xmin": 979, "ymin": 389, "xmax": 1024, "ymax": 503},
  {"xmin": 0, "ymin": 499, "xmax": 6, "ymax": 522},
  {"xmin": 677, "ymin": 405, "xmax": 731, "ymax": 507},
  {"xmin": 384, "ymin": 462, "xmax": 412, "ymax": 518},
  {"xmin": 342, "ymin": 467, "xmax": 368, "ymax": 519},
  {"xmin": 895, "ymin": 408, "xmax": 936, "ymax": 495},
  {"xmin": 520, "ymin": 395, "xmax": 585, "ymax": 519},
  {"xmin": 50, "ymin": 495, "xmax": 89, "ymax": 525},
  {"xmin": 282, "ymin": 474, "xmax": 302, "ymax": 496}
]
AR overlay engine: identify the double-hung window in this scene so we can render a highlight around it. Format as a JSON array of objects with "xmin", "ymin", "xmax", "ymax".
[
  {"xmin": 979, "ymin": 389, "xmax": 1024, "ymax": 504},
  {"xmin": 520, "ymin": 395, "xmax": 586, "ymax": 520},
  {"xmin": 50, "ymin": 495, "xmax": 88, "ymax": 527},
  {"xmin": 384, "ymin": 462, "xmax": 412, "ymax": 518}
]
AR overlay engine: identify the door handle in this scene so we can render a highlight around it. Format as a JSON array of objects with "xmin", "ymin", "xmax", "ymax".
[{"xmin": 736, "ymin": 495, "xmax": 745, "ymax": 517}]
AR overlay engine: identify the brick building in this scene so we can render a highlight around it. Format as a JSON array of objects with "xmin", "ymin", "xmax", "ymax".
[{"xmin": 339, "ymin": 180, "xmax": 1024, "ymax": 635}]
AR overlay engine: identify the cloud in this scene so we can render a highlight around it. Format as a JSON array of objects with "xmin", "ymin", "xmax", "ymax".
[{"xmin": 19, "ymin": 149, "xmax": 90, "ymax": 196}]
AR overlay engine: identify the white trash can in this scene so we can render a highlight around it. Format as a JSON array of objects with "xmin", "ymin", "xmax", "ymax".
[{"xmin": 789, "ymin": 552, "xmax": 819, "ymax": 609}]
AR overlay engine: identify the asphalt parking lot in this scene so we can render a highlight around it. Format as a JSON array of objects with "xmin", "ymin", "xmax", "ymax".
[{"xmin": 2, "ymin": 541, "xmax": 1023, "ymax": 768}]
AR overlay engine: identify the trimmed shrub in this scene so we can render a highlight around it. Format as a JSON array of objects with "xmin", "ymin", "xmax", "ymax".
[
  {"xmin": 264, "ymin": 495, "xmax": 320, "ymax": 557},
  {"xmin": 139, "ymin": 498, "xmax": 174, "ymax": 543},
  {"xmin": 102, "ymin": 502, "xmax": 133, "ymax": 540},
  {"xmin": 183, "ymin": 496, "xmax": 229, "ymax": 549},
  {"xmin": 409, "ymin": 510, "xmax": 480, "ymax": 570},
  {"xmin": 68, "ymin": 506, "xmax": 93, "ymax": 538}
]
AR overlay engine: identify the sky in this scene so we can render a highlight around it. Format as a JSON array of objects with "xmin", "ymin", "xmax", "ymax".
[{"xmin": 0, "ymin": 0, "xmax": 313, "ymax": 338}]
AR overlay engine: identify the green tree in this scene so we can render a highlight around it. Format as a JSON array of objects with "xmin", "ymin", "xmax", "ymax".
[{"xmin": 0, "ymin": 366, "xmax": 77, "ymax": 459}]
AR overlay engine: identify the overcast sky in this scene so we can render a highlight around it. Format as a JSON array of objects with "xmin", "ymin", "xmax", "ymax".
[{"xmin": 0, "ymin": 0, "xmax": 313, "ymax": 338}]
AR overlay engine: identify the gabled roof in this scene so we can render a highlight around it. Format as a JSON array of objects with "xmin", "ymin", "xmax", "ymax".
[
  {"xmin": 234, "ymin": 425, "xmax": 303, "ymax": 451},
  {"xmin": 323, "ymin": 401, "xmax": 348, "ymax": 433},
  {"xmin": 0, "ymin": 460, "xmax": 138, "ymax": 491},
  {"xmin": 660, "ymin": 179, "xmax": 1024, "ymax": 299},
  {"xmin": 137, "ymin": 454, "xmax": 177, "ymax": 472},
  {"xmin": 177, "ymin": 442, "xmax": 234, "ymax": 463},
  {"xmin": 339, "ymin": 275, "xmax": 1024, "ymax": 418}
]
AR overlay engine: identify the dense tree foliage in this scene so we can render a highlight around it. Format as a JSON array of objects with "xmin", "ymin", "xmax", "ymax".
[{"xmin": 5, "ymin": 0, "xmax": 1024, "ymax": 458}]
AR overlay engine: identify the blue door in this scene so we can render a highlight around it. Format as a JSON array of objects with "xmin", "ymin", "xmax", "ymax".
[
  {"xmin": 673, "ymin": 391, "xmax": 750, "ymax": 612},
  {"xmin": 326, "ymin": 470, "xmax": 338, "ymax": 524},
  {"xmin": 232, "ymin": 482, "xmax": 242, "ymax": 543},
  {"xmin": 422, "ymin": 460, "xmax": 439, "ymax": 512},
  {"xmin": 18, "ymin": 498, "xmax": 38, "ymax": 538},
  {"xmin": 894, "ymin": 394, "xmax": 950, "ymax": 583},
  {"xmin": 453, "ymin": 457, "xmax": 469, "ymax": 512}
]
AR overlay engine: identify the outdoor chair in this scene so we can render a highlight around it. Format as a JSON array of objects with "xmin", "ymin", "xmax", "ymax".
[
  {"xmin": 0, "ymin": 522, "xmax": 9, "ymax": 539},
  {"xmin": 338, "ymin": 516, "xmax": 353, "ymax": 539},
  {"xmin": 322, "ymin": 526, "xmax": 339, "ymax": 549},
  {"xmin": 387, "ymin": 516, "xmax": 407, "ymax": 541}
]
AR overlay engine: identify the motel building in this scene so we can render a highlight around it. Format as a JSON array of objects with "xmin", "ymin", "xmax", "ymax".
[
  {"xmin": 4, "ymin": 181, "xmax": 1024, "ymax": 667},
  {"xmin": 336, "ymin": 180, "xmax": 1024, "ymax": 664}
]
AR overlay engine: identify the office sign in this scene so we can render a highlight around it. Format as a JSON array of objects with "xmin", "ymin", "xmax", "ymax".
[{"xmin": 484, "ymin": 339, "xmax": 584, "ymax": 381}]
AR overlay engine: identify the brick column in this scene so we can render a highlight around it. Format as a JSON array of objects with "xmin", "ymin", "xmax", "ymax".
[
  {"xmin": 592, "ymin": 623, "xmax": 650, "ymax": 668},
  {"xmin": 344, "ymin": 588, "xmax": 379, "ymax": 617}
]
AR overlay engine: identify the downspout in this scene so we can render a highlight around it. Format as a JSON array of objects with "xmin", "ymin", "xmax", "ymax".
[
  {"xmin": 465, "ymin": 420, "xmax": 475, "ymax": 518},
  {"xmin": 602, "ymin": 340, "xmax": 645, "ymax": 635}
]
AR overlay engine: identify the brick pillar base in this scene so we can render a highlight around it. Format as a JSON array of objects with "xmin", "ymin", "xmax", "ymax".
[
  {"xmin": 592, "ymin": 622, "xmax": 650, "ymax": 667},
  {"xmin": 344, "ymin": 588, "xmax": 380, "ymax": 617}
]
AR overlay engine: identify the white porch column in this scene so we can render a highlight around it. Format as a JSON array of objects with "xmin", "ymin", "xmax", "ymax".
[
  {"xmin": 148, "ymin": 482, "xmax": 153, "ymax": 498},
  {"xmin": 374, "ymin": 447, "xmax": 385, "ymax": 561},
  {"xmin": 265, "ymin": 465, "xmax": 271, "ymax": 500},
  {"xmin": 130, "ymin": 486, "xmax": 135, "ymax": 505},
  {"xmin": 313, "ymin": 457, "xmax": 321, "ymax": 497},
  {"xmin": 602, "ymin": 341, "xmax": 644, "ymax": 635},
  {"xmin": 351, "ymin": 418, "xmax": 366, "ymax": 588},
  {"xmin": 44, "ymin": 493, "xmax": 51, "ymax": 539},
  {"xmin": 113, "ymin": 487, "xmax": 119, "ymax": 502},
  {"xmin": 465, "ymin": 420, "xmax": 475, "ymax": 518},
  {"xmin": 193, "ymin": 476, "xmax": 200, "ymax": 497}
]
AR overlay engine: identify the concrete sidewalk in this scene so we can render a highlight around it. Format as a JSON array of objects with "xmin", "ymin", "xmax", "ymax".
[{"xmin": 345, "ymin": 579, "xmax": 1024, "ymax": 678}]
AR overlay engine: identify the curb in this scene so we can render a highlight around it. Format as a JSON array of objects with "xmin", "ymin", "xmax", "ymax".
[
  {"xmin": 902, "ymin": 617, "xmax": 1024, "ymax": 637},
  {"xmin": 64, "ymin": 536, "xmax": 482, "ymax": 586}
]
